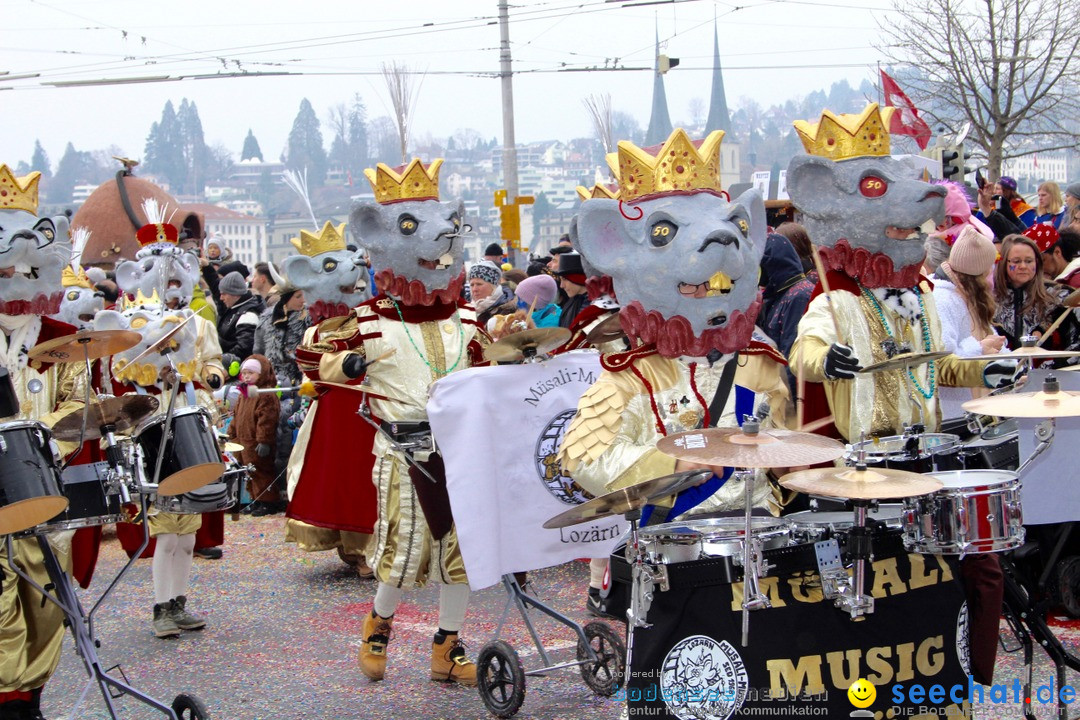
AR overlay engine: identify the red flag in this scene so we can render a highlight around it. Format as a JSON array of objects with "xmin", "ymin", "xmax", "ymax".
[{"xmin": 880, "ymin": 70, "xmax": 932, "ymax": 150}]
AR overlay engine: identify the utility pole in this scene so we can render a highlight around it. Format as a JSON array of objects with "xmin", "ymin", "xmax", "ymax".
[{"xmin": 498, "ymin": 0, "xmax": 521, "ymax": 267}]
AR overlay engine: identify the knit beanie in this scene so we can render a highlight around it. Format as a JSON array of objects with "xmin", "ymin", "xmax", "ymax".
[
  {"xmin": 998, "ymin": 176, "xmax": 1018, "ymax": 191},
  {"xmin": 947, "ymin": 226, "xmax": 998, "ymax": 276},
  {"xmin": 484, "ymin": 243, "xmax": 504, "ymax": 257},
  {"xmin": 468, "ymin": 260, "xmax": 501, "ymax": 287},
  {"xmin": 1066, "ymin": 182, "xmax": 1080, "ymax": 202},
  {"xmin": 241, "ymin": 358, "xmax": 262, "ymax": 374},
  {"xmin": 515, "ymin": 274, "xmax": 557, "ymax": 308},
  {"xmin": 218, "ymin": 271, "xmax": 248, "ymax": 296}
]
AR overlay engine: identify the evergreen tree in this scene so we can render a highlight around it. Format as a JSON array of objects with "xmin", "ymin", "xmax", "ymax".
[
  {"xmin": 346, "ymin": 93, "xmax": 368, "ymax": 178},
  {"xmin": 143, "ymin": 100, "xmax": 186, "ymax": 192},
  {"xmin": 241, "ymin": 129, "xmax": 264, "ymax": 162},
  {"xmin": 178, "ymin": 99, "xmax": 208, "ymax": 195},
  {"xmin": 51, "ymin": 142, "xmax": 96, "ymax": 204},
  {"xmin": 30, "ymin": 140, "xmax": 51, "ymax": 178},
  {"xmin": 285, "ymin": 98, "xmax": 327, "ymax": 187}
]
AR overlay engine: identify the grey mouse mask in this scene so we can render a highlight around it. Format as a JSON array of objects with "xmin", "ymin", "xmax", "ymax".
[
  {"xmin": 0, "ymin": 166, "xmax": 69, "ymax": 316},
  {"xmin": 280, "ymin": 222, "xmax": 363, "ymax": 324},
  {"xmin": 351, "ymin": 159, "xmax": 466, "ymax": 307},
  {"xmin": 785, "ymin": 104, "xmax": 946, "ymax": 288}
]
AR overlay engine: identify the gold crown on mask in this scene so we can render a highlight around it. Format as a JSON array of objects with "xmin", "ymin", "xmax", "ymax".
[
  {"xmin": 291, "ymin": 221, "xmax": 347, "ymax": 257},
  {"xmin": 363, "ymin": 158, "xmax": 443, "ymax": 204},
  {"xmin": 576, "ymin": 183, "xmax": 620, "ymax": 202},
  {"xmin": 0, "ymin": 166, "xmax": 41, "ymax": 215},
  {"xmin": 605, "ymin": 129, "xmax": 725, "ymax": 204},
  {"xmin": 793, "ymin": 103, "xmax": 896, "ymax": 160},
  {"xmin": 124, "ymin": 287, "xmax": 162, "ymax": 310},
  {"xmin": 62, "ymin": 266, "xmax": 95, "ymax": 289}
]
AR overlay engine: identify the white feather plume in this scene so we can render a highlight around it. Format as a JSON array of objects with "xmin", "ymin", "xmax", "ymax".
[
  {"xmin": 70, "ymin": 227, "xmax": 91, "ymax": 271},
  {"xmin": 141, "ymin": 196, "xmax": 170, "ymax": 225},
  {"xmin": 281, "ymin": 168, "xmax": 317, "ymax": 228}
]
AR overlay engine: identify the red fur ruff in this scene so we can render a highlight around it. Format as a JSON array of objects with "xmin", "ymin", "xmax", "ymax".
[
  {"xmin": 586, "ymin": 275, "xmax": 615, "ymax": 302},
  {"xmin": 307, "ymin": 300, "xmax": 354, "ymax": 325},
  {"xmin": 819, "ymin": 240, "xmax": 923, "ymax": 289},
  {"xmin": 620, "ymin": 298, "xmax": 761, "ymax": 358},
  {"xmin": 375, "ymin": 269, "xmax": 465, "ymax": 307},
  {"xmin": 0, "ymin": 292, "xmax": 62, "ymax": 316}
]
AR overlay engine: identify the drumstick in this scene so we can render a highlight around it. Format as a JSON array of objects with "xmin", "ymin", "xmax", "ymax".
[
  {"xmin": 810, "ymin": 245, "xmax": 845, "ymax": 345},
  {"xmin": 796, "ymin": 354, "xmax": 805, "ymax": 430},
  {"xmin": 1037, "ymin": 307, "xmax": 1072, "ymax": 347}
]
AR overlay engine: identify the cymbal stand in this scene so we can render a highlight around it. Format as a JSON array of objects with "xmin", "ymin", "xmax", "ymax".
[
  {"xmin": 623, "ymin": 507, "xmax": 667, "ymax": 676},
  {"xmin": 837, "ymin": 439, "xmax": 874, "ymax": 619},
  {"xmin": 59, "ymin": 335, "xmax": 95, "ymax": 473},
  {"xmin": 732, "ymin": 419, "xmax": 772, "ymax": 646}
]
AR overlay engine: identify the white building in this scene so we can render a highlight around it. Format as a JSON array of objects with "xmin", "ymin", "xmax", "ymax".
[
  {"xmin": 187, "ymin": 203, "xmax": 268, "ymax": 270},
  {"xmin": 1001, "ymin": 151, "xmax": 1070, "ymax": 193}
]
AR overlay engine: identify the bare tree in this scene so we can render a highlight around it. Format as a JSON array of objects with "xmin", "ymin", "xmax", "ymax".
[
  {"xmin": 583, "ymin": 93, "xmax": 615, "ymax": 154},
  {"xmin": 880, "ymin": 0, "xmax": 1080, "ymax": 176},
  {"xmin": 381, "ymin": 62, "xmax": 425, "ymax": 165}
]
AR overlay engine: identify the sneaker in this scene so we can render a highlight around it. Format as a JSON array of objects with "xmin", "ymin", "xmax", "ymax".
[
  {"xmin": 586, "ymin": 588, "xmax": 617, "ymax": 620},
  {"xmin": 193, "ymin": 547, "xmax": 222, "ymax": 560},
  {"xmin": 168, "ymin": 595, "xmax": 206, "ymax": 631},
  {"xmin": 431, "ymin": 631, "xmax": 477, "ymax": 686},
  {"xmin": 153, "ymin": 603, "xmax": 180, "ymax": 638}
]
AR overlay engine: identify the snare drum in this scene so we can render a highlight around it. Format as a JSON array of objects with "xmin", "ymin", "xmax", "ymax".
[
  {"xmin": 638, "ymin": 517, "xmax": 792, "ymax": 565},
  {"xmin": 0, "ymin": 420, "xmax": 68, "ymax": 535},
  {"xmin": 31, "ymin": 461, "xmax": 124, "ymax": 533},
  {"xmin": 155, "ymin": 466, "xmax": 240, "ymax": 514},
  {"xmin": 135, "ymin": 406, "xmax": 225, "ymax": 496},
  {"xmin": 903, "ymin": 470, "xmax": 1024, "ymax": 554},
  {"xmin": 846, "ymin": 433, "xmax": 962, "ymax": 473},
  {"xmin": 787, "ymin": 504, "xmax": 903, "ymax": 544}
]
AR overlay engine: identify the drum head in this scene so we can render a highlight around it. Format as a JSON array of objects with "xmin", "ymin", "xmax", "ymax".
[
  {"xmin": 158, "ymin": 462, "xmax": 225, "ymax": 496},
  {"xmin": 927, "ymin": 469, "xmax": 1017, "ymax": 490},
  {"xmin": 0, "ymin": 496, "xmax": 69, "ymax": 535}
]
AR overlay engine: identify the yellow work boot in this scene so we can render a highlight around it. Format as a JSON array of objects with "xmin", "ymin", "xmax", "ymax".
[
  {"xmin": 431, "ymin": 631, "xmax": 477, "ymax": 686},
  {"xmin": 358, "ymin": 611, "xmax": 393, "ymax": 681}
]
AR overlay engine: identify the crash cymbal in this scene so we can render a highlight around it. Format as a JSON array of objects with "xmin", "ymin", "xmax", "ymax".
[
  {"xmin": 584, "ymin": 312, "xmax": 625, "ymax": 345},
  {"xmin": 222, "ymin": 442, "xmax": 244, "ymax": 454},
  {"xmin": 484, "ymin": 327, "xmax": 571, "ymax": 363},
  {"xmin": 28, "ymin": 330, "xmax": 142, "ymax": 363},
  {"xmin": 962, "ymin": 389, "xmax": 1080, "ymax": 418},
  {"xmin": 656, "ymin": 427, "xmax": 846, "ymax": 469},
  {"xmin": 126, "ymin": 312, "xmax": 197, "ymax": 366},
  {"xmin": 542, "ymin": 469, "xmax": 713, "ymax": 529},
  {"xmin": 779, "ymin": 466, "xmax": 943, "ymax": 500},
  {"xmin": 961, "ymin": 346, "xmax": 1080, "ymax": 361},
  {"xmin": 51, "ymin": 395, "xmax": 160, "ymax": 442},
  {"xmin": 858, "ymin": 351, "xmax": 950, "ymax": 374}
]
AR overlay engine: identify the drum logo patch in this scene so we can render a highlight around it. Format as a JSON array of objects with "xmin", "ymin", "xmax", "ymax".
[
  {"xmin": 534, "ymin": 409, "xmax": 593, "ymax": 505},
  {"xmin": 660, "ymin": 635, "xmax": 748, "ymax": 719},
  {"xmin": 956, "ymin": 601, "xmax": 971, "ymax": 676}
]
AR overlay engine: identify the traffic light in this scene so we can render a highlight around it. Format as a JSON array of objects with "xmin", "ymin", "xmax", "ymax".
[
  {"xmin": 941, "ymin": 144, "xmax": 973, "ymax": 182},
  {"xmin": 658, "ymin": 54, "xmax": 680, "ymax": 74}
]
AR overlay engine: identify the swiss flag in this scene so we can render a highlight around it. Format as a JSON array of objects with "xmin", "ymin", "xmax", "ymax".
[{"xmin": 881, "ymin": 69, "xmax": 932, "ymax": 150}]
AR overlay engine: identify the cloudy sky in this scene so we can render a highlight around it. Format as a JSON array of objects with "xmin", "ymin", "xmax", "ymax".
[{"xmin": 1, "ymin": 0, "xmax": 895, "ymax": 165}]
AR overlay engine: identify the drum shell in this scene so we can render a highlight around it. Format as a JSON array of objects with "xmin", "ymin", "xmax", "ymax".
[
  {"xmin": 154, "ymin": 468, "xmax": 241, "ymax": 515},
  {"xmin": 0, "ymin": 421, "xmax": 66, "ymax": 534},
  {"xmin": 903, "ymin": 469, "xmax": 1024, "ymax": 554},
  {"xmin": 845, "ymin": 433, "xmax": 961, "ymax": 473},
  {"xmin": 786, "ymin": 505, "xmax": 903, "ymax": 545},
  {"xmin": 638, "ymin": 517, "xmax": 792, "ymax": 565},
  {"xmin": 30, "ymin": 461, "xmax": 124, "ymax": 533},
  {"xmin": 135, "ymin": 406, "xmax": 222, "ymax": 490}
]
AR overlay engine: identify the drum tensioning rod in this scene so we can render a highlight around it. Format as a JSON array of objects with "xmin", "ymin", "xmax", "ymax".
[{"xmin": 737, "ymin": 467, "xmax": 771, "ymax": 647}]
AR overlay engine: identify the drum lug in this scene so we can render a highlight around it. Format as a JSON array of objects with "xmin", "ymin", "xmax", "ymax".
[
  {"xmin": 0, "ymin": 434, "xmax": 6, "ymax": 454},
  {"xmin": 814, "ymin": 539, "xmax": 847, "ymax": 600},
  {"xmin": 653, "ymin": 564, "xmax": 670, "ymax": 593}
]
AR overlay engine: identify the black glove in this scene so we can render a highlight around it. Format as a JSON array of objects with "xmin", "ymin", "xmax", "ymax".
[
  {"xmin": 983, "ymin": 359, "xmax": 1022, "ymax": 389},
  {"xmin": 256, "ymin": 442, "xmax": 271, "ymax": 458},
  {"xmin": 342, "ymin": 353, "xmax": 369, "ymax": 379},
  {"xmin": 823, "ymin": 343, "xmax": 862, "ymax": 380}
]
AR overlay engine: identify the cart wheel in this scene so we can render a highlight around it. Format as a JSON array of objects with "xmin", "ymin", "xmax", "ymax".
[
  {"xmin": 337, "ymin": 546, "xmax": 359, "ymax": 567},
  {"xmin": 172, "ymin": 692, "xmax": 211, "ymax": 719},
  {"xmin": 477, "ymin": 640, "xmax": 526, "ymax": 718},
  {"xmin": 1055, "ymin": 556, "xmax": 1080, "ymax": 617},
  {"xmin": 577, "ymin": 621, "xmax": 626, "ymax": 697}
]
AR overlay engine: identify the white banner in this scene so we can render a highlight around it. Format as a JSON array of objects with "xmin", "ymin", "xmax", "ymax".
[
  {"xmin": 428, "ymin": 351, "xmax": 626, "ymax": 590},
  {"xmin": 751, "ymin": 170, "xmax": 771, "ymax": 196},
  {"xmin": 1019, "ymin": 368, "xmax": 1080, "ymax": 524}
]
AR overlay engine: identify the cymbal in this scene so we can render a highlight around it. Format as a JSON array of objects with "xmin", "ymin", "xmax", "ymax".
[
  {"xmin": 484, "ymin": 327, "xmax": 570, "ymax": 363},
  {"xmin": 962, "ymin": 389, "xmax": 1080, "ymax": 418},
  {"xmin": 126, "ymin": 312, "xmax": 197, "ymax": 366},
  {"xmin": 222, "ymin": 442, "xmax": 244, "ymax": 454},
  {"xmin": 28, "ymin": 330, "xmax": 142, "ymax": 363},
  {"xmin": 779, "ymin": 466, "xmax": 943, "ymax": 500},
  {"xmin": 542, "ymin": 469, "xmax": 713, "ymax": 529},
  {"xmin": 584, "ymin": 313, "xmax": 625, "ymax": 345},
  {"xmin": 51, "ymin": 395, "xmax": 160, "ymax": 441},
  {"xmin": 656, "ymin": 427, "xmax": 846, "ymax": 469},
  {"xmin": 962, "ymin": 346, "xmax": 1080, "ymax": 361},
  {"xmin": 858, "ymin": 351, "xmax": 950, "ymax": 374}
]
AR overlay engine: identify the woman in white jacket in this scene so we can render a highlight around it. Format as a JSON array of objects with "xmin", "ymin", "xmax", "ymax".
[{"xmin": 931, "ymin": 226, "xmax": 1005, "ymax": 418}]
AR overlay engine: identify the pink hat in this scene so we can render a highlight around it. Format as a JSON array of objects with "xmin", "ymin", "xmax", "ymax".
[
  {"xmin": 931, "ymin": 182, "xmax": 994, "ymax": 243},
  {"xmin": 241, "ymin": 358, "xmax": 262, "ymax": 374},
  {"xmin": 947, "ymin": 226, "xmax": 998, "ymax": 276},
  {"xmin": 515, "ymin": 274, "xmax": 557, "ymax": 308}
]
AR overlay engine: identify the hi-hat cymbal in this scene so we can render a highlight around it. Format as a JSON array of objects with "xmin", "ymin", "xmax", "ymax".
[
  {"xmin": 484, "ymin": 327, "xmax": 570, "ymax": 363},
  {"xmin": 779, "ymin": 466, "xmax": 943, "ymax": 500},
  {"xmin": 28, "ymin": 330, "xmax": 142, "ymax": 363},
  {"xmin": 51, "ymin": 395, "xmax": 160, "ymax": 442},
  {"xmin": 584, "ymin": 312, "xmax": 625, "ymax": 345},
  {"xmin": 125, "ymin": 312, "xmax": 197, "ymax": 366},
  {"xmin": 542, "ymin": 469, "xmax": 713, "ymax": 529},
  {"xmin": 858, "ymin": 351, "xmax": 950, "ymax": 374},
  {"xmin": 962, "ymin": 346, "xmax": 1080, "ymax": 361},
  {"xmin": 962, "ymin": 389, "xmax": 1080, "ymax": 418},
  {"xmin": 222, "ymin": 441, "xmax": 244, "ymax": 454},
  {"xmin": 656, "ymin": 427, "xmax": 846, "ymax": 469}
]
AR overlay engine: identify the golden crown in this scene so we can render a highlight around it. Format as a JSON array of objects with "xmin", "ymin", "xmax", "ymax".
[
  {"xmin": 0, "ymin": 166, "xmax": 41, "ymax": 214},
  {"xmin": 794, "ymin": 103, "xmax": 896, "ymax": 160},
  {"xmin": 576, "ymin": 183, "xmax": 620, "ymax": 202},
  {"xmin": 127, "ymin": 287, "xmax": 162, "ymax": 309},
  {"xmin": 62, "ymin": 266, "xmax": 95, "ymax": 289},
  {"xmin": 291, "ymin": 221, "xmax": 347, "ymax": 257},
  {"xmin": 364, "ymin": 158, "xmax": 443, "ymax": 204},
  {"xmin": 605, "ymin": 129, "xmax": 725, "ymax": 204}
]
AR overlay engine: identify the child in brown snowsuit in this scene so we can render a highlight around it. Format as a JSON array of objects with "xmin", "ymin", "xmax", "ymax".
[{"xmin": 228, "ymin": 354, "xmax": 281, "ymax": 516}]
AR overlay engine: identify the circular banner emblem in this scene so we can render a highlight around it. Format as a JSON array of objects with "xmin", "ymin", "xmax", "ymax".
[
  {"xmin": 534, "ymin": 409, "xmax": 593, "ymax": 505},
  {"xmin": 660, "ymin": 635, "xmax": 749, "ymax": 720}
]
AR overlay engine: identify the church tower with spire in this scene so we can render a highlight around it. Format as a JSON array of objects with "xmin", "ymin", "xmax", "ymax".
[
  {"xmin": 705, "ymin": 21, "xmax": 741, "ymax": 188},
  {"xmin": 644, "ymin": 28, "xmax": 673, "ymax": 146}
]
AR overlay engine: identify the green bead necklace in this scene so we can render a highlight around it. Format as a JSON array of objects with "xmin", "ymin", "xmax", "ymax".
[
  {"xmin": 390, "ymin": 298, "xmax": 465, "ymax": 376},
  {"xmin": 859, "ymin": 284, "xmax": 937, "ymax": 399}
]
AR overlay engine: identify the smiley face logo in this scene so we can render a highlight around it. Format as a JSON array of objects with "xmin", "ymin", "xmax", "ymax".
[{"xmin": 848, "ymin": 678, "xmax": 876, "ymax": 708}]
